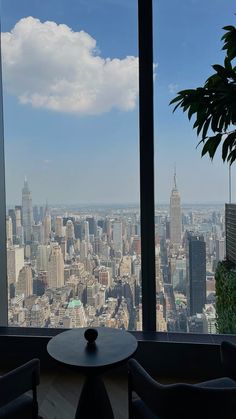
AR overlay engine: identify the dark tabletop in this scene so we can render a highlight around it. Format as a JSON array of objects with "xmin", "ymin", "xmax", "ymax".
[{"xmin": 47, "ymin": 327, "xmax": 138, "ymax": 369}]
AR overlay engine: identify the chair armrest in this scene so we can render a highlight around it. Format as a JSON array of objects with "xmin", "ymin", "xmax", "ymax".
[
  {"xmin": 128, "ymin": 358, "xmax": 236, "ymax": 419},
  {"xmin": 128, "ymin": 359, "xmax": 167, "ymax": 417},
  {"xmin": 0, "ymin": 359, "xmax": 40, "ymax": 407}
]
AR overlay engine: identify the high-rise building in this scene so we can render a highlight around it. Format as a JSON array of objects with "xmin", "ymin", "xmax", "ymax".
[
  {"xmin": 105, "ymin": 218, "xmax": 112, "ymax": 240},
  {"xmin": 170, "ymin": 171, "xmax": 182, "ymax": 247},
  {"xmin": 7, "ymin": 246, "xmax": 24, "ymax": 284},
  {"xmin": 15, "ymin": 206, "xmax": 22, "ymax": 227},
  {"xmin": 32, "ymin": 223, "xmax": 43, "ymax": 244},
  {"xmin": 8, "ymin": 209, "xmax": 16, "ymax": 241},
  {"xmin": 55, "ymin": 216, "xmax": 63, "ymax": 237},
  {"xmin": 6, "ymin": 216, "xmax": 13, "ymax": 247},
  {"xmin": 216, "ymin": 238, "xmax": 225, "ymax": 264},
  {"xmin": 74, "ymin": 221, "xmax": 82, "ymax": 240},
  {"xmin": 186, "ymin": 232, "xmax": 206, "ymax": 316},
  {"xmin": 86, "ymin": 217, "xmax": 97, "ymax": 236},
  {"xmin": 66, "ymin": 220, "xmax": 75, "ymax": 240},
  {"xmin": 43, "ymin": 213, "xmax": 51, "ymax": 244},
  {"xmin": 225, "ymin": 204, "xmax": 236, "ymax": 264},
  {"xmin": 48, "ymin": 244, "xmax": 64, "ymax": 288},
  {"xmin": 15, "ymin": 265, "xmax": 33, "ymax": 297},
  {"xmin": 36, "ymin": 245, "xmax": 50, "ymax": 271},
  {"xmin": 15, "ymin": 206, "xmax": 23, "ymax": 244},
  {"xmin": 98, "ymin": 267, "xmax": 111, "ymax": 287},
  {"xmin": 170, "ymin": 256, "xmax": 186, "ymax": 293},
  {"xmin": 113, "ymin": 221, "xmax": 123, "ymax": 253},
  {"xmin": 83, "ymin": 221, "xmax": 89, "ymax": 243},
  {"xmin": 22, "ymin": 178, "xmax": 33, "ymax": 243},
  {"xmin": 132, "ymin": 236, "xmax": 141, "ymax": 255},
  {"xmin": 33, "ymin": 206, "xmax": 40, "ymax": 224}
]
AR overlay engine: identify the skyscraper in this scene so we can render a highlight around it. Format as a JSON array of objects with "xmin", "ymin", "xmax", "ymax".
[
  {"xmin": 33, "ymin": 206, "xmax": 40, "ymax": 224},
  {"xmin": 36, "ymin": 244, "xmax": 50, "ymax": 271},
  {"xmin": 8, "ymin": 209, "xmax": 16, "ymax": 242},
  {"xmin": 216, "ymin": 238, "xmax": 225, "ymax": 264},
  {"xmin": 170, "ymin": 170, "xmax": 182, "ymax": 247},
  {"xmin": 186, "ymin": 232, "xmax": 206, "ymax": 316},
  {"xmin": 7, "ymin": 246, "xmax": 24, "ymax": 284},
  {"xmin": 16, "ymin": 265, "xmax": 33, "ymax": 297},
  {"xmin": 15, "ymin": 206, "xmax": 23, "ymax": 244},
  {"xmin": 113, "ymin": 221, "xmax": 123, "ymax": 254},
  {"xmin": 43, "ymin": 213, "xmax": 51, "ymax": 244},
  {"xmin": 225, "ymin": 203, "xmax": 236, "ymax": 264},
  {"xmin": 55, "ymin": 216, "xmax": 63, "ymax": 237},
  {"xmin": 22, "ymin": 178, "xmax": 33, "ymax": 243},
  {"xmin": 66, "ymin": 220, "xmax": 75, "ymax": 240},
  {"xmin": 6, "ymin": 216, "xmax": 13, "ymax": 247},
  {"xmin": 83, "ymin": 221, "xmax": 89, "ymax": 244},
  {"xmin": 48, "ymin": 244, "xmax": 64, "ymax": 288}
]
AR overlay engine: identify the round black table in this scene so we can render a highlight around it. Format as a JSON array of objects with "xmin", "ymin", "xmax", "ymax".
[{"xmin": 47, "ymin": 327, "xmax": 138, "ymax": 419}]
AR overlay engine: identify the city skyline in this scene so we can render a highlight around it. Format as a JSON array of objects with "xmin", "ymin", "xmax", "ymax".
[
  {"xmin": 2, "ymin": 0, "xmax": 236, "ymax": 204},
  {"xmin": 6, "ymin": 172, "xmax": 225, "ymax": 333}
]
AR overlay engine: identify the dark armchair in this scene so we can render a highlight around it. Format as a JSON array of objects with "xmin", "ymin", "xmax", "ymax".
[
  {"xmin": 0, "ymin": 358, "xmax": 42, "ymax": 419},
  {"xmin": 220, "ymin": 340, "xmax": 236, "ymax": 380},
  {"xmin": 128, "ymin": 358, "xmax": 236, "ymax": 419}
]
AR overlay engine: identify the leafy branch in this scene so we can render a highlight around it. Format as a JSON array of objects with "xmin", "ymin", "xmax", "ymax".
[{"xmin": 170, "ymin": 24, "xmax": 236, "ymax": 165}]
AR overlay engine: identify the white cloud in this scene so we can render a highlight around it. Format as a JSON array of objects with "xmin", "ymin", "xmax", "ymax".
[{"xmin": 2, "ymin": 17, "xmax": 139, "ymax": 115}]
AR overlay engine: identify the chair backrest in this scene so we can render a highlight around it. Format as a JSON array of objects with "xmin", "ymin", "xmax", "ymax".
[
  {"xmin": 128, "ymin": 358, "xmax": 236, "ymax": 419},
  {"xmin": 0, "ymin": 358, "xmax": 40, "ymax": 408},
  {"xmin": 220, "ymin": 340, "xmax": 236, "ymax": 380}
]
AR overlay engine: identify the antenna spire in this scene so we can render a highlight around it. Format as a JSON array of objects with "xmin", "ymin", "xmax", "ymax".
[{"xmin": 174, "ymin": 164, "xmax": 177, "ymax": 189}]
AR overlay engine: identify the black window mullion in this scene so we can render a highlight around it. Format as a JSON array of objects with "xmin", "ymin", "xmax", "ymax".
[
  {"xmin": 138, "ymin": 0, "xmax": 156, "ymax": 331},
  {"xmin": 0, "ymin": 22, "xmax": 8, "ymax": 326}
]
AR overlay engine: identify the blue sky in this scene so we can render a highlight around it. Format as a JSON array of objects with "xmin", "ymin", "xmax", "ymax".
[{"xmin": 1, "ymin": 0, "xmax": 236, "ymax": 205}]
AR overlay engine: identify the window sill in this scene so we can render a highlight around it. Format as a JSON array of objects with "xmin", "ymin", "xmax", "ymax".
[{"xmin": 0, "ymin": 327, "xmax": 235, "ymax": 379}]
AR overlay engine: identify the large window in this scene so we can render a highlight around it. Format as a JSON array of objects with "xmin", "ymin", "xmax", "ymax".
[
  {"xmin": 154, "ymin": 0, "xmax": 236, "ymax": 334},
  {"xmin": 2, "ymin": 0, "xmax": 236, "ymax": 335},
  {"xmin": 2, "ymin": 0, "xmax": 142, "ymax": 329}
]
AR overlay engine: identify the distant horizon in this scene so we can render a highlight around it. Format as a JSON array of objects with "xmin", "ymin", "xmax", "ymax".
[{"xmin": 6, "ymin": 201, "xmax": 227, "ymax": 209}]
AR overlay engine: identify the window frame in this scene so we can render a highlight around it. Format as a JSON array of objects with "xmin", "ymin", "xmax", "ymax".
[{"xmin": 0, "ymin": 21, "xmax": 8, "ymax": 327}]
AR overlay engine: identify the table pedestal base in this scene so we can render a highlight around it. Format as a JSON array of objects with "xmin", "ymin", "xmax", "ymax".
[{"xmin": 75, "ymin": 375, "xmax": 114, "ymax": 419}]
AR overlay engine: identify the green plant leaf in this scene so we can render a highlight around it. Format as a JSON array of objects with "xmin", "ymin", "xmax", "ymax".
[
  {"xmin": 201, "ymin": 134, "xmax": 222, "ymax": 159},
  {"xmin": 222, "ymin": 131, "xmax": 236, "ymax": 161}
]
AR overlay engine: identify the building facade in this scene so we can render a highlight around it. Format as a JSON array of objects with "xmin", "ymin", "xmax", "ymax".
[
  {"xmin": 225, "ymin": 204, "xmax": 236, "ymax": 265},
  {"xmin": 22, "ymin": 178, "xmax": 33, "ymax": 244},
  {"xmin": 186, "ymin": 232, "xmax": 206, "ymax": 316},
  {"xmin": 170, "ymin": 172, "xmax": 182, "ymax": 247}
]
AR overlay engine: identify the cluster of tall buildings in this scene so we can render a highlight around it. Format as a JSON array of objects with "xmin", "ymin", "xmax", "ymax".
[
  {"xmin": 7, "ymin": 179, "xmax": 142, "ymax": 329},
  {"xmin": 6, "ymin": 175, "xmax": 226, "ymax": 333},
  {"xmin": 155, "ymin": 171, "xmax": 225, "ymax": 333}
]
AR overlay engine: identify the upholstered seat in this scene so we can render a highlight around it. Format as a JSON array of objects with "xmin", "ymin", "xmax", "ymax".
[
  {"xmin": 220, "ymin": 340, "xmax": 236, "ymax": 380},
  {"xmin": 128, "ymin": 358, "xmax": 236, "ymax": 419},
  {"xmin": 0, "ymin": 359, "xmax": 42, "ymax": 419}
]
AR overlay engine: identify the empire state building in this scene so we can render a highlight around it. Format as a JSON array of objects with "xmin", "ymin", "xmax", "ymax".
[
  {"xmin": 170, "ymin": 171, "xmax": 182, "ymax": 247},
  {"xmin": 22, "ymin": 178, "xmax": 33, "ymax": 244}
]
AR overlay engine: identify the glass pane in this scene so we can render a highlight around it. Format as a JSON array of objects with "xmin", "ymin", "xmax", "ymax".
[
  {"xmin": 2, "ymin": 0, "xmax": 141, "ymax": 330},
  {"xmin": 154, "ymin": 0, "xmax": 236, "ymax": 334}
]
